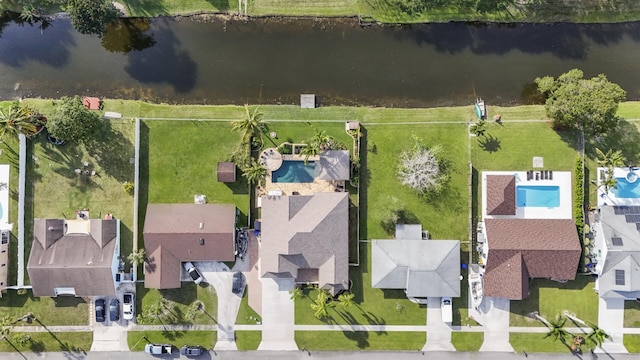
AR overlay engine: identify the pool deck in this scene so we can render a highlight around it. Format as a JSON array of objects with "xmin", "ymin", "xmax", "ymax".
[
  {"xmin": 263, "ymin": 154, "xmax": 342, "ymax": 196},
  {"xmin": 597, "ymin": 166, "xmax": 640, "ymax": 207},
  {"xmin": 482, "ymin": 170, "xmax": 572, "ymax": 220}
]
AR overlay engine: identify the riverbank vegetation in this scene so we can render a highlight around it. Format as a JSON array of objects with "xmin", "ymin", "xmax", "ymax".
[{"xmin": 3, "ymin": 0, "xmax": 640, "ymax": 22}]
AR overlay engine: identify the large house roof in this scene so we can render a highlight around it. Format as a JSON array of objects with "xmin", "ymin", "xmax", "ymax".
[
  {"xmin": 143, "ymin": 204, "xmax": 236, "ymax": 289},
  {"xmin": 486, "ymin": 175, "xmax": 516, "ymax": 216},
  {"xmin": 596, "ymin": 206, "xmax": 640, "ymax": 299},
  {"xmin": 260, "ymin": 192, "xmax": 349, "ymax": 295},
  {"xmin": 371, "ymin": 238, "xmax": 460, "ymax": 298},
  {"xmin": 483, "ymin": 218, "xmax": 581, "ymax": 299},
  {"xmin": 27, "ymin": 218, "xmax": 119, "ymax": 297}
]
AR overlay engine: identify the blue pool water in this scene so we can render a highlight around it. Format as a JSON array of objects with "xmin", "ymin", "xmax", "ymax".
[
  {"xmin": 516, "ymin": 185, "xmax": 560, "ymax": 207},
  {"xmin": 611, "ymin": 177, "xmax": 640, "ymax": 198},
  {"xmin": 272, "ymin": 161, "xmax": 315, "ymax": 183}
]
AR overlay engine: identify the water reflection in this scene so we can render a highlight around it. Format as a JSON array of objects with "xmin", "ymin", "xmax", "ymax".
[{"xmin": 101, "ymin": 18, "xmax": 156, "ymax": 54}]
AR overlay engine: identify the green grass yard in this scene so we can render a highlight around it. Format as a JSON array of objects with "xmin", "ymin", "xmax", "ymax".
[
  {"xmin": 295, "ymin": 331, "xmax": 425, "ymax": 350},
  {"xmin": 624, "ymin": 300, "xmax": 640, "ymax": 328},
  {"xmin": 235, "ymin": 331, "xmax": 261, "ymax": 350},
  {"xmin": 451, "ymin": 332, "xmax": 483, "ymax": 351},
  {"xmin": 0, "ymin": 332, "xmax": 92, "ymax": 353},
  {"xmin": 128, "ymin": 330, "xmax": 215, "ymax": 351},
  {"xmin": 510, "ymin": 333, "xmax": 570, "ymax": 353},
  {"xmin": 235, "ymin": 288, "xmax": 261, "ymax": 325},
  {"xmin": 510, "ymin": 276, "xmax": 598, "ymax": 327},
  {"xmin": 0, "ymin": 290, "xmax": 88, "ymax": 325},
  {"xmin": 624, "ymin": 335, "xmax": 640, "ymax": 353},
  {"xmin": 136, "ymin": 283, "xmax": 218, "ymax": 325}
]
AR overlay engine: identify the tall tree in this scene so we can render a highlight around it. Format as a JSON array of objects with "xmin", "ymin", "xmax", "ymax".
[
  {"xmin": 337, "ymin": 292, "xmax": 355, "ymax": 309},
  {"xmin": 47, "ymin": 96, "xmax": 102, "ymax": 144},
  {"xmin": 596, "ymin": 148, "xmax": 626, "ymax": 169},
  {"xmin": 470, "ymin": 120, "xmax": 487, "ymax": 138},
  {"xmin": 310, "ymin": 289, "xmax": 334, "ymax": 320},
  {"xmin": 535, "ymin": 69, "xmax": 626, "ymax": 138},
  {"xmin": 127, "ymin": 249, "xmax": 146, "ymax": 266},
  {"xmin": 0, "ymin": 103, "xmax": 43, "ymax": 140},
  {"xmin": 231, "ymin": 105, "xmax": 267, "ymax": 147},
  {"xmin": 585, "ymin": 322, "xmax": 611, "ymax": 350},
  {"xmin": 543, "ymin": 315, "xmax": 572, "ymax": 344},
  {"xmin": 300, "ymin": 140, "xmax": 321, "ymax": 165},
  {"xmin": 67, "ymin": 0, "xmax": 120, "ymax": 36},
  {"xmin": 241, "ymin": 159, "xmax": 267, "ymax": 188}
]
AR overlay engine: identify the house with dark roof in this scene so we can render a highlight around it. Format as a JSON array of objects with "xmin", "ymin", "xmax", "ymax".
[
  {"xmin": 260, "ymin": 192, "xmax": 349, "ymax": 295},
  {"xmin": 592, "ymin": 205, "xmax": 640, "ymax": 300},
  {"xmin": 143, "ymin": 204, "xmax": 236, "ymax": 289},
  {"xmin": 27, "ymin": 218, "xmax": 120, "ymax": 297},
  {"xmin": 372, "ymin": 224, "xmax": 460, "ymax": 301},
  {"xmin": 315, "ymin": 150, "xmax": 350, "ymax": 181},
  {"xmin": 480, "ymin": 171, "xmax": 580, "ymax": 300}
]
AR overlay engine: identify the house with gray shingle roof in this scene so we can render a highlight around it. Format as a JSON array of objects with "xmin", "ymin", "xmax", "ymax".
[
  {"xmin": 260, "ymin": 192, "xmax": 349, "ymax": 295},
  {"xmin": 480, "ymin": 171, "xmax": 580, "ymax": 300},
  {"xmin": 592, "ymin": 205, "xmax": 640, "ymax": 300},
  {"xmin": 372, "ymin": 224, "xmax": 460, "ymax": 300},
  {"xmin": 27, "ymin": 218, "xmax": 120, "ymax": 297},
  {"xmin": 315, "ymin": 150, "xmax": 350, "ymax": 181}
]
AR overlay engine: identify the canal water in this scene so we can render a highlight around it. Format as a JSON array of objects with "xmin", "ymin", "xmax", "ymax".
[{"xmin": 1, "ymin": 13, "xmax": 640, "ymax": 107}]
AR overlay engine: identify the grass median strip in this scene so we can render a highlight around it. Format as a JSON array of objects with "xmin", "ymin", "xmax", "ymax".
[
  {"xmin": 0, "ymin": 332, "xmax": 92, "ymax": 353},
  {"xmin": 295, "ymin": 330, "xmax": 425, "ymax": 350},
  {"xmin": 128, "ymin": 330, "xmax": 215, "ymax": 351}
]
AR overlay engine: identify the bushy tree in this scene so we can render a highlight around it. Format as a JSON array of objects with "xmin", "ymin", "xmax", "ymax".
[
  {"xmin": 397, "ymin": 139, "xmax": 449, "ymax": 196},
  {"xmin": 47, "ymin": 96, "xmax": 102, "ymax": 144},
  {"xmin": 535, "ymin": 69, "xmax": 626, "ymax": 137},
  {"xmin": 67, "ymin": 0, "xmax": 120, "ymax": 36}
]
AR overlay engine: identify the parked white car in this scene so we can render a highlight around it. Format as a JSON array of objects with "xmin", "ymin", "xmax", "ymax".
[
  {"xmin": 441, "ymin": 297, "xmax": 453, "ymax": 323},
  {"xmin": 183, "ymin": 262, "xmax": 204, "ymax": 284},
  {"xmin": 123, "ymin": 293, "xmax": 135, "ymax": 321}
]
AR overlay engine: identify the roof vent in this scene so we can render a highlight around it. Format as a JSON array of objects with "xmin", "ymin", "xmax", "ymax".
[
  {"xmin": 199, "ymin": 222, "xmax": 204, "ymax": 229},
  {"xmin": 199, "ymin": 238, "xmax": 205, "ymax": 245},
  {"xmin": 87, "ymin": 261, "xmax": 93, "ymax": 266}
]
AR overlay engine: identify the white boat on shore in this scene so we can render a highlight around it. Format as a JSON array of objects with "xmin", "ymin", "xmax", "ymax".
[
  {"xmin": 475, "ymin": 98, "xmax": 487, "ymax": 120},
  {"xmin": 469, "ymin": 264, "xmax": 484, "ymax": 309}
]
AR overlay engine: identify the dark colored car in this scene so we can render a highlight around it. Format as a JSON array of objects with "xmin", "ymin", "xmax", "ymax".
[
  {"xmin": 95, "ymin": 298, "xmax": 105, "ymax": 323},
  {"xmin": 232, "ymin": 271, "xmax": 245, "ymax": 295},
  {"xmin": 180, "ymin": 345, "xmax": 203, "ymax": 357},
  {"xmin": 109, "ymin": 298, "xmax": 120, "ymax": 321}
]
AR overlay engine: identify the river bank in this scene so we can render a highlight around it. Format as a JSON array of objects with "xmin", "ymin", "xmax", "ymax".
[{"xmin": 3, "ymin": 0, "xmax": 640, "ymax": 24}]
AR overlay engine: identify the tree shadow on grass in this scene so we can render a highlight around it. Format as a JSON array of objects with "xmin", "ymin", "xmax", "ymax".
[
  {"xmin": 84, "ymin": 120, "xmax": 134, "ymax": 183},
  {"xmin": 588, "ymin": 119, "xmax": 640, "ymax": 164},
  {"xmin": 161, "ymin": 330, "xmax": 185, "ymax": 342},
  {"xmin": 342, "ymin": 330, "xmax": 370, "ymax": 349},
  {"xmin": 478, "ymin": 134, "xmax": 501, "ymax": 153},
  {"xmin": 379, "ymin": 208, "xmax": 419, "ymax": 235}
]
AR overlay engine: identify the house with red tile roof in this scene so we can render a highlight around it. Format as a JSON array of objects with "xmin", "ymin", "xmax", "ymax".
[{"xmin": 479, "ymin": 171, "xmax": 580, "ymax": 300}]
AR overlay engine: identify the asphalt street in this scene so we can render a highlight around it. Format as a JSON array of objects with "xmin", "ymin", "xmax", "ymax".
[{"xmin": 0, "ymin": 350, "xmax": 634, "ymax": 360}]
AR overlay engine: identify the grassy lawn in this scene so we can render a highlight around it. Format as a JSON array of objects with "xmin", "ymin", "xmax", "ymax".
[
  {"xmin": 451, "ymin": 332, "xmax": 483, "ymax": 351},
  {"xmin": 0, "ymin": 290, "xmax": 88, "ymax": 325},
  {"xmin": 510, "ymin": 276, "xmax": 598, "ymax": 327},
  {"xmin": 510, "ymin": 333, "xmax": 571, "ymax": 353},
  {"xmin": 235, "ymin": 331, "xmax": 261, "ymax": 350},
  {"xmin": 624, "ymin": 335, "xmax": 640, "ymax": 353},
  {"xmin": 120, "ymin": 0, "xmax": 233, "ymax": 17},
  {"xmin": 295, "ymin": 331, "xmax": 425, "ymax": 350},
  {"xmin": 248, "ymin": 0, "xmax": 360, "ymax": 16},
  {"xmin": 624, "ymin": 300, "xmax": 640, "ymax": 327},
  {"xmin": 128, "ymin": 330, "xmax": 215, "ymax": 351},
  {"xmin": 136, "ymin": 283, "xmax": 218, "ymax": 325},
  {"xmin": 235, "ymin": 288, "xmax": 261, "ymax": 325},
  {"xmin": 0, "ymin": 332, "xmax": 92, "ymax": 353}
]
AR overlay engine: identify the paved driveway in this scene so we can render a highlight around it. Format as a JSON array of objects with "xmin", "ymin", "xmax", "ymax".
[
  {"xmin": 423, "ymin": 297, "xmax": 455, "ymax": 351},
  {"xmin": 257, "ymin": 277, "xmax": 298, "ymax": 350},
  {"xmin": 597, "ymin": 297, "xmax": 628, "ymax": 354},
  {"xmin": 478, "ymin": 297, "xmax": 514, "ymax": 352},
  {"xmin": 90, "ymin": 282, "xmax": 136, "ymax": 352}
]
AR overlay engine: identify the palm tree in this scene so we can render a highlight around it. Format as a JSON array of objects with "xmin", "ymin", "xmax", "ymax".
[
  {"xmin": 241, "ymin": 160, "xmax": 267, "ymax": 188},
  {"xmin": 310, "ymin": 289, "xmax": 333, "ymax": 320},
  {"xmin": 11, "ymin": 334, "xmax": 30, "ymax": 347},
  {"xmin": 289, "ymin": 287, "xmax": 303, "ymax": 300},
  {"xmin": 337, "ymin": 292, "xmax": 355, "ymax": 309},
  {"xmin": 599, "ymin": 171, "xmax": 618, "ymax": 193},
  {"xmin": 231, "ymin": 105, "xmax": 267, "ymax": 147},
  {"xmin": 596, "ymin": 148, "xmax": 626, "ymax": 169},
  {"xmin": 543, "ymin": 315, "xmax": 572, "ymax": 344},
  {"xmin": 300, "ymin": 141, "xmax": 321, "ymax": 165},
  {"xmin": 127, "ymin": 249, "xmax": 147, "ymax": 266},
  {"xmin": 470, "ymin": 120, "xmax": 487, "ymax": 138},
  {"xmin": 530, "ymin": 311, "xmax": 552, "ymax": 327},
  {"xmin": 0, "ymin": 315, "xmax": 13, "ymax": 340},
  {"xmin": 0, "ymin": 106, "xmax": 40, "ymax": 141},
  {"xmin": 311, "ymin": 130, "xmax": 332, "ymax": 150},
  {"xmin": 585, "ymin": 322, "xmax": 611, "ymax": 351}
]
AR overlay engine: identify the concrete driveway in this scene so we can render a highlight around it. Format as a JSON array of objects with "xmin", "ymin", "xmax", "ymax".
[
  {"xmin": 197, "ymin": 261, "xmax": 242, "ymax": 350},
  {"xmin": 257, "ymin": 277, "xmax": 298, "ymax": 350},
  {"xmin": 90, "ymin": 282, "xmax": 137, "ymax": 352},
  {"xmin": 597, "ymin": 297, "xmax": 628, "ymax": 354},
  {"xmin": 423, "ymin": 297, "xmax": 455, "ymax": 351},
  {"xmin": 478, "ymin": 297, "xmax": 514, "ymax": 352}
]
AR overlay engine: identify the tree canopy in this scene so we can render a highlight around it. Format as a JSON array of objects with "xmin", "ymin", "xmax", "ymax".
[
  {"xmin": 47, "ymin": 96, "xmax": 102, "ymax": 144},
  {"xmin": 396, "ymin": 139, "xmax": 449, "ymax": 196},
  {"xmin": 67, "ymin": 0, "xmax": 120, "ymax": 36},
  {"xmin": 535, "ymin": 69, "xmax": 626, "ymax": 137}
]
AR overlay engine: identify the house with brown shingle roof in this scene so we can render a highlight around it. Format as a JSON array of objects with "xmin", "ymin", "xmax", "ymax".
[
  {"xmin": 480, "ymin": 171, "xmax": 580, "ymax": 300},
  {"xmin": 27, "ymin": 218, "xmax": 120, "ymax": 297},
  {"xmin": 143, "ymin": 204, "xmax": 236, "ymax": 289},
  {"xmin": 260, "ymin": 192, "xmax": 349, "ymax": 295}
]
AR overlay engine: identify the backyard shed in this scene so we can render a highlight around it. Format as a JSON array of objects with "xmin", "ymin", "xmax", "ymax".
[
  {"xmin": 82, "ymin": 97, "xmax": 101, "ymax": 110},
  {"xmin": 217, "ymin": 162, "xmax": 236, "ymax": 182},
  {"xmin": 300, "ymin": 94, "xmax": 316, "ymax": 109}
]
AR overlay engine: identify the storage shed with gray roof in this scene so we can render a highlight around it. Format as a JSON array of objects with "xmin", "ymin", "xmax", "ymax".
[
  {"xmin": 260, "ymin": 192, "xmax": 349, "ymax": 295},
  {"xmin": 27, "ymin": 218, "xmax": 120, "ymax": 297},
  {"xmin": 143, "ymin": 204, "xmax": 236, "ymax": 289}
]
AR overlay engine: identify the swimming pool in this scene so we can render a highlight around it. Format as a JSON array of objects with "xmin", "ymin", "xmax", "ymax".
[
  {"xmin": 611, "ymin": 177, "xmax": 640, "ymax": 198},
  {"xmin": 271, "ymin": 161, "xmax": 315, "ymax": 183},
  {"xmin": 516, "ymin": 185, "xmax": 560, "ymax": 207}
]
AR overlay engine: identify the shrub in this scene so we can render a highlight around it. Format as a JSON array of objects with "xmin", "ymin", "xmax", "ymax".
[{"xmin": 123, "ymin": 181, "xmax": 134, "ymax": 195}]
